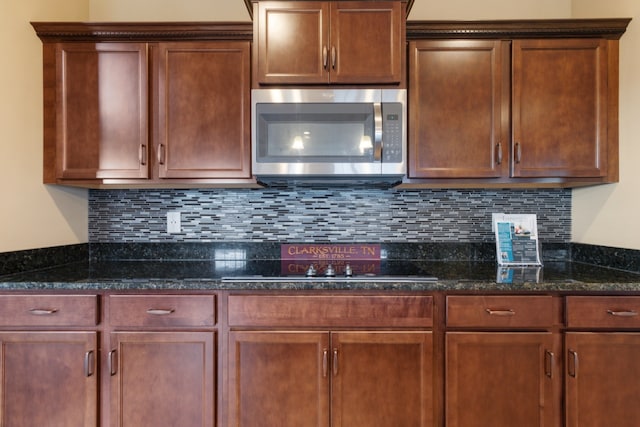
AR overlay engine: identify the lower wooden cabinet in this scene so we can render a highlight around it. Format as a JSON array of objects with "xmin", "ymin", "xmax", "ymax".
[
  {"xmin": 228, "ymin": 330, "xmax": 433, "ymax": 427},
  {"xmin": 0, "ymin": 294, "xmax": 99, "ymax": 427},
  {"xmin": 565, "ymin": 296, "xmax": 640, "ymax": 426},
  {"xmin": 565, "ymin": 332, "xmax": 640, "ymax": 427},
  {"xmin": 445, "ymin": 295, "xmax": 561, "ymax": 427},
  {"xmin": 6, "ymin": 290, "xmax": 640, "ymax": 427},
  {"xmin": 446, "ymin": 332, "xmax": 560, "ymax": 427},
  {"xmin": 0, "ymin": 331, "xmax": 98, "ymax": 427},
  {"xmin": 108, "ymin": 331, "xmax": 215, "ymax": 427},
  {"xmin": 105, "ymin": 294, "xmax": 217, "ymax": 427}
]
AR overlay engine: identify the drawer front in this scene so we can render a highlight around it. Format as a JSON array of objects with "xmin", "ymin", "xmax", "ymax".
[
  {"xmin": 109, "ymin": 295, "xmax": 216, "ymax": 328},
  {"xmin": 0, "ymin": 295, "xmax": 98, "ymax": 327},
  {"xmin": 446, "ymin": 295, "xmax": 553, "ymax": 328},
  {"xmin": 228, "ymin": 295, "xmax": 433, "ymax": 328},
  {"xmin": 566, "ymin": 296, "xmax": 640, "ymax": 328}
]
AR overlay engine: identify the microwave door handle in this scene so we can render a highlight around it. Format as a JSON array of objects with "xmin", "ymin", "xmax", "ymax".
[{"xmin": 373, "ymin": 102, "xmax": 382, "ymax": 162}]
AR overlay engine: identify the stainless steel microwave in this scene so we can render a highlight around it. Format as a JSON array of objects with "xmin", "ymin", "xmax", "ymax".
[{"xmin": 251, "ymin": 88, "xmax": 406, "ymax": 180}]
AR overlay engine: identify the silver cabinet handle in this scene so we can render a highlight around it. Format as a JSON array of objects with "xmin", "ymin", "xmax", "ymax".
[
  {"xmin": 157, "ymin": 144, "xmax": 166, "ymax": 165},
  {"xmin": 332, "ymin": 349, "xmax": 339, "ymax": 377},
  {"xmin": 139, "ymin": 144, "xmax": 147, "ymax": 166},
  {"xmin": 607, "ymin": 309, "xmax": 638, "ymax": 317},
  {"xmin": 545, "ymin": 350, "xmax": 554, "ymax": 378},
  {"xmin": 515, "ymin": 142, "xmax": 522, "ymax": 163},
  {"xmin": 29, "ymin": 308, "xmax": 58, "ymax": 315},
  {"xmin": 322, "ymin": 349, "xmax": 328, "ymax": 378},
  {"xmin": 322, "ymin": 46, "xmax": 328, "ymax": 70},
  {"xmin": 331, "ymin": 46, "xmax": 336, "ymax": 69},
  {"xmin": 485, "ymin": 308, "xmax": 516, "ymax": 316},
  {"xmin": 108, "ymin": 350, "xmax": 117, "ymax": 376},
  {"xmin": 146, "ymin": 308, "xmax": 175, "ymax": 316},
  {"xmin": 496, "ymin": 142, "xmax": 503, "ymax": 165},
  {"xmin": 568, "ymin": 349, "xmax": 578, "ymax": 378},
  {"xmin": 84, "ymin": 350, "xmax": 95, "ymax": 377}
]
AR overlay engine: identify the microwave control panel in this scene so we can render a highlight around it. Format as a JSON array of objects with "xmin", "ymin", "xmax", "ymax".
[{"xmin": 382, "ymin": 103, "xmax": 404, "ymax": 163}]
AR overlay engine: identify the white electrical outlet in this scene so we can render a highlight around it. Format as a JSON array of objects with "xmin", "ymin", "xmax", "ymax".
[{"xmin": 167, "ymin": 211, "xmax": 181, "ymax": 233}]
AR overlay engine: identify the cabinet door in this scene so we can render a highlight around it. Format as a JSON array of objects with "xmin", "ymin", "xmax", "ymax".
[
  {"xmin": 109, "ymin": 331, "xmax": 215, "ymax": 427},
  {"xmin": 446, "ymin": 332, "xmax": 561, "ymax": 427},
  {"xmin": 409, "ymin": 40, "xmax": 509, "ymax": 178},
  {"xmin": 228, "ymin": 331, "xmax": 330, "ymax": 427},
  {"xmin": 331, "ymin": 331, "xmax": 433, "ymax": 427},
  {"xmin": 565, "ymin": 332, "xmax": 640, "ymax": 427},
  {"xmin": 156, "ymin": 42, "xmax": 251, "ymax": 179},
  {"xmin": 56, "ymin": 43, "xmax": 148, "ymax": 180},
  {"xmin": 512, "ymin": 39, "xmax": 608, "ymax": 178},
  {"xmin": 0, "ymin": 331, "xmax": 98, "ymax": 427},
  {"xmin": 255, "ymin": 2, "xmax": 329, "ymax": 84},
  {"xmin": 329, "ymin": 1, "xmax": 403, "ymax": 84}
]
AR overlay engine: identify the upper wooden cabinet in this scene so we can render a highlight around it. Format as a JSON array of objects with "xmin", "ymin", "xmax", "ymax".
[
  {"xmin": 33, "ymin": 23, "xmax": 255, "ymax": 188},
  {"xmin": 155, "ymin": 42, "xmax": 251, "ymax": 180},
  {"xmin": 409, "ymin": 39, "xmax": 509, "ymax": 179},
  {"xmin": 253, "ymin": 1, "xmax": 406, "ymax": 86},
  {"xmin": 406, "ymin": 19, "xmax": 630, "ymax": 188},
  {"xmin": 512, "ymin": 38, "xmax": 608, "ymax": 179},
  {"xmin": 53, "ymin": 42, "xmax": 149, "ymax": 181}
]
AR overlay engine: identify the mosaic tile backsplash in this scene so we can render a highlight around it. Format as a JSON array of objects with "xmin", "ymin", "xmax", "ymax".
[{"xmin": 89, "ymin": 188, "xmax": 571, "ymax": 243}]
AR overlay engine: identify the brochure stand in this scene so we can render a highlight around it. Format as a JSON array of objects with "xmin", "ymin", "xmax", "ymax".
[{"xmin": 492, "ymin": 213, "xmax": 542, "ymax": 267}]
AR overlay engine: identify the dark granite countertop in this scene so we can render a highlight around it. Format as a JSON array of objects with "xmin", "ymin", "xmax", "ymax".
[{"xmin": 1, "ymin": 260, "xmax": 640, "ymax": 292}]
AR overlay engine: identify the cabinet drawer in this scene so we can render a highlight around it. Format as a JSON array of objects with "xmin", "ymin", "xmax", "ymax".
[
  {"xmin": 566, "ymin": 296, "xmax": 640, "ymax": 328},
  {"xmin": 109, "ymin": 295, "xmax": 215, "ymax": 328},
  {"xmin": 228, "ymin": 295, "xmax": 433, "ymax": 328},
  {"xmin": 0, "ymin": 295, "xmax": 98, "ymax": 327},
  {"xmin": 446, "ymin": 295, "xmax": 553, "ymax": 328}
]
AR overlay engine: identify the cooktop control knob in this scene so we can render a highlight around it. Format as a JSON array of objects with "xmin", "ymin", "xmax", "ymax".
[
  {"xmin": 324, "ymin": 264, "xmax": 335, "ymax": 277},
  {"xmin": 305, "ymin": 264, "xmax": 317, "ymax": 277},
  {"xmin": 344, "ymin": 264, "xmax": 353, "ymax": 277}
]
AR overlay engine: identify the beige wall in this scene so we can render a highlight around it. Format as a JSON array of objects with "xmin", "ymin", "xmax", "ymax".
[
  {"xmin": 88, "ymin": 0, "xmax": 571, "ymax": 22},
  {"xmin": 0, "ymin": 0, "xmax": 89, "ymax": 253},
  {"xmin": 408, "ymin": 0, "xmax": 570, "ymax": 20},
  {"xmin": 89, "ymin": 0, "xmax": 250, "ymax": 21},
  {"xmin": 571, "ymin": 0, "xmax": 640, "ymax": 250}
]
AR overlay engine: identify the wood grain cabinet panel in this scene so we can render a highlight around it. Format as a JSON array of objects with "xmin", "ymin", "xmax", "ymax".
[
  {"xmin": 512, "ymin": 39, "xmax": 609, "ymax": 178},
  {"xmin": 565, "ymin": 332, "xmax": 640, "ymax": 427},
  {"xmin": 446, "ymin": 332, "xmax": 561, "ymax": 427},
  {"xmin": 409, "ymin": 40, "xmax": 509, "ymax": 179},
  {"xmin": 109, "ymin": 294, "xmax": 216, "ymax": 328},
  {"xmin": 446, "ymin": 295, "xmax": 553, "ymax": 328},
  {"xmin": 566, "ymin": 296, "xmax": 640, "ymax": 329},
  {"xmin": 228, "ymin": 331, "xmax": 330, "ymax": 427},
  {"xmin": 55, "ymin": 42, "xmax": 149, "ymax": 181},
  {"xmin": 408, "ymin": 35, "xmax": 619, "ymax": 186},
  {"xmin": 565, "ymin": 297, "xmax": 640, "ymax": 426},
  {"xmin": 228, "ymin": 294, "xmax": 433, "ymax": 327},
  {"xmin": 0, "ymin": 331, "xmax": 98, "ymax": 427},
  {"xmin": 255, "ymin": 1, "xmax": 403, "ymax": 85},
  {"xmin": 228, "ymin": 330, "xmax": 432, "ymax": 427},
  {"xmin": 0, "ymin": 294, "xmax": 98, "ymax": 327},
  {"xmin": 36, "ymin": 25, "xmax": 254, "ymax": 186},
  {"xmin": 155, "ymin": 42, "xmax": 251, "ymax": 179},
  {"xmin": 331, "ymin": 331, "xmax": 433, "ymax": 427},
  {"xmin": 109, "ymin": 331, "xmax": 215, "ymax": 427}
]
